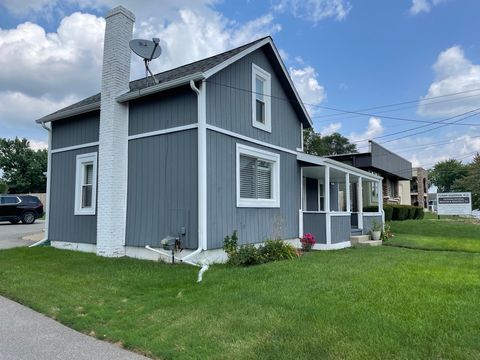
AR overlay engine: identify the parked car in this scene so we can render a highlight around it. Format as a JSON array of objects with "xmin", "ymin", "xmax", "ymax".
[{"xmin": 0, "ymin": 195, "xmax": 44, "ymax": 224}]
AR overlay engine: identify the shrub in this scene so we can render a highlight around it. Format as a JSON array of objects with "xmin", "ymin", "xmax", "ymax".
[
  {"xmin": 261, "ymin": 240, "xmax": 298, "ymax": 261},
  {"xmin": 384, "ymin": 206, "xmax": 393, "ymax": 221},
  {"xmin": 233, "ymin": 245, "xmax": 264, "ymax": 266},
  {"xmin": 416, "ymin": 207, "xmax": 425, "ymax": 219},
  {"xmin": 381, "ymin": 223, "xmax": 394, "ymax": 241},
  {"xmin": 223, "ymin": 230, "xmax": 238, "ymax": 258},
  {"xmin": 300, "ymin": 233, "xmax": 316, "ymax": 252},
  {"xmin": 223, "ymin": 231, "xmax": 298, "ymax": 266},
  {"xmin": 407, "ymin": 206, "xmax": 416, "ymax": 219}
]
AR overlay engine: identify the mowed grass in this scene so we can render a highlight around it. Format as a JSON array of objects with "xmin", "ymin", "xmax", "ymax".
[
  {"xmin": 386, "ymin": 216, "xmax": 480, "ymax": 253},
  {"xmin": 0, "ymin": 240, "xmax": 480, "ymax": 359}
]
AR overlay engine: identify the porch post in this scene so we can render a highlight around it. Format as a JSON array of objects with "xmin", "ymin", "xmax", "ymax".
[
  {"xmin": 377, "ymin": 179, "xmax": 383, "ymax": 209},
  {"xmin": 325, "ymin": 165, "xmax": 331, "ymax": 245},
  {"xmin": 357, "ymin": 177, "xmax": 363, "ymax": 229},
  {"xmin": 299, "ymin": 167, "xmax": 303, "ymax": 237},
  {"xmin": 345, "ymin": 173, "xmax": 350, "ymax": 212},
  {"xmin": 325, "ymin": 166, "xmax": 330, "ymax": 212}
]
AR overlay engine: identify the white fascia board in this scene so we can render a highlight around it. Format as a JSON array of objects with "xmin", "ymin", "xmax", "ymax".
[
  {"xmin": 35, "ymin": 102, "xmax": 100, "ymax": 124},
  {"xmin": 203, "ymin": 37, "xmax": 313, "ymax": 127},
  {"xmin": 116, "ymin": 72, "xmax": 205, "ymax": 103}
]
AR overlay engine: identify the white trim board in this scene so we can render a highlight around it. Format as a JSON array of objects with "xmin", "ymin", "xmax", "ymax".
[
  {"xmin": 313, "ymin": 241, "xmax": 351, "ymax": 251},
  {"xmin": 50, "ymin": 141, "xmax": 99, "ymax": 154},
  {"xmin": 207, "ymin": 125, "xmax": 297, "ymax": 155},
  {"xmin": 128, "ymin": 123, "xmax": 198, "ymax": 141},
  {"xmin": 236, "ymin": 143, "xmax": 280, "ymax": 208}
]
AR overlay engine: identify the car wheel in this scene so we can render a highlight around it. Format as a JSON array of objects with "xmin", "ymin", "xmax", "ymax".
[
  {"xmin": 22, "ymin": 211, "xmax": 36, "ymax": 224},
  {"xmin": 9, "ymin": 220, "xmax": 20, "ymax": 224}
]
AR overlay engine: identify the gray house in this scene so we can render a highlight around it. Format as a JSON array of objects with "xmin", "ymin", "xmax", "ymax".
[{"xmin": 36, "ymin": 6, "xmax": 383, "ymax": 262}]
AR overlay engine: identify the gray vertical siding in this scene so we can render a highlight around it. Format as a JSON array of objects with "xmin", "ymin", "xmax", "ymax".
[
  {"xmin": 362, "ymin": 215, "xmax": 383, "ymax": 235},
  {"xmin": 306, "ymin": 178, "xmax": 318, "ymax": 211},
  {"xmin": 128, "ymin": 86, "xmax": 197, "ymax": 136},
  {"xmin": 330, "ymin": 215, "xmax": 351, "ymax": 244},
  {"xmin": 49, "ymin": 146, "xmax": 98, "ymax": 244},
  {"xmin": 206, "ymin": 47, "xmax": 302, "ymax": 151},
  {"xmin": 125, "ymin": 129, "xmax": 198, "ymax": 249},
  {"xmin": 302, "ymin": 213, "xmax": 327, "ymax": 244},
  {"xmin": 207, "ymin": 130, "xmax": 300, "ymax": 249},
  {"xmin": 51, "ymin": 112, "xmax": 99, "ymax": 149}
]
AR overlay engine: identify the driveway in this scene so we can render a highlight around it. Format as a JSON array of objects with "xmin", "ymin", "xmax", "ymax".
[
  {"xmin": 0, "ymin": 221, "xmax": 45, "ymax": 249},
  {"xmin": 0, "ymin": 296, "xmax": 149, "ymax": 360}
]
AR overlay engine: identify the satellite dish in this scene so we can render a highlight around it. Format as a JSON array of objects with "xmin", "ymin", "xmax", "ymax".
[{"xmin": 129, "ymin": 38, "xmax": 162, "ymax": 85}]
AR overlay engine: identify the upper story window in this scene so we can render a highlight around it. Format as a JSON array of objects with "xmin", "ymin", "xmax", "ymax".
[
  {"xmin": 251, "ymin": 63, "xmax": 271, "ymax": 133},
  {"xmin": 74, "ymin": 152, "xmax": 97, "ymax": 215},
  {"xmin": 236, "ymin": 143, "xmax": 280, "ymax": 208}
]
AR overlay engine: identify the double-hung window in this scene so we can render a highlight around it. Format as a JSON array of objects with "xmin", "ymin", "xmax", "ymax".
[
  {"xmin": 236, "ymin": 144, "xmax": 280, "ymax": 208},
  {"xmin": 252, "ymin": 64, "xmax": 271, "ymax": 132},
  {"xmin": 75, "ymin": 152, "xmax": 97, "ymax": 215}
]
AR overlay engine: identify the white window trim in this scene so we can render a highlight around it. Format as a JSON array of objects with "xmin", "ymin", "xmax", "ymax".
[
  {"xmin": 251, "ymin": 63, "xmax": 271, "ymax": 133},
  {"xmin": 74, "ymin": 152, "xmax": 97, "ymax": 216},
  {"xmin": 236, "ymin": 143, "xmax": 280, "ymax": 208}
]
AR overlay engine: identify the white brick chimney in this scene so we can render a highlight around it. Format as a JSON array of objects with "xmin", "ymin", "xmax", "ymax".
[{"xmin": 96, "ymin": 6, "xmax": 135, "ymax": 257}]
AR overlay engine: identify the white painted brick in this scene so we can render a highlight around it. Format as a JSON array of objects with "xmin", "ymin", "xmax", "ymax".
[{"xmin": 96, "ymin": 6, "xmax": 135, "ymax": 257}]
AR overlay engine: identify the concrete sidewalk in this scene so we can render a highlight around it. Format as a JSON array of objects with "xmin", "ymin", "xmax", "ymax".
[{"xmin": 0, "ymin": 296, "xmax": 149, "ymax": 360}]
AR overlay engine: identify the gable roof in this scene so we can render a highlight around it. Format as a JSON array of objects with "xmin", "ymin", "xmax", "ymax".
[{"xmin": 36, "ymin": 36, "xmax": 312, "ymax": 127}]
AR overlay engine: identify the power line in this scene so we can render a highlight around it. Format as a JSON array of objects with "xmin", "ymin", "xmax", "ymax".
[
  {"xmin": 312, "ymin": 88, "xmax": 480, "ymax": 120},
  {"xmin": 206, "ymin": 80, "xmax": 480, "ymax": 127},
  {"xmin": 312, "ymin": 93, "xmax": 480, "ymax": 123}
]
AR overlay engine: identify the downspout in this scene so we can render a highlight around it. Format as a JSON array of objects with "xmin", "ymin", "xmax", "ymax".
[
  {"xmin": 30, "ymin": 121, "xmax": 51, "ymax": 247},
  {"xmin": 145, "ymin": 79, "xmax": 209, "ymax": 282}
]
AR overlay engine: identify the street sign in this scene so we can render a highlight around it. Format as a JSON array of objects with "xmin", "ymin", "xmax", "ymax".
[{"xmin": 436, "ymin": 192, "xmax": 472, "ymax": 216}]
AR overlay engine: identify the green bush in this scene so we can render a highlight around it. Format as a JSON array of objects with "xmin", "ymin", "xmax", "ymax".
[
  {"xmin": 260, "ymin": 240, "xmax": 297, "ymax": 262},
  {"xmin": 408, "ymin": 207, "xmax": 417, "ymax": 219},
  {"xmin": 384, "ymin": 206, "xmax": 393, "ymax": 221},
  {"xmin": 416, "ymin": 207, "xmax": 425, "ymax": 219},
  {"xmin": 233, "ymin": 245, "xmax": 264, "ymax": 266},
  {"xmin": 224, "ymin": 231, "xmax": 298, "ymax": 266}
]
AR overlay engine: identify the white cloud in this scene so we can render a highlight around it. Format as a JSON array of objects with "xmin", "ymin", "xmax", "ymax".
[
  {"xmin": 273, "ymin": 0, "xmax": 351, "ymax": 23},
  {"xmin": 410, "ymin": 0, "xmax": 444, "ymax": 15},
  {"xmin": 28, "ymin": 139, "xmax": 48, "ymax": 150},
  {"xmin": 0, "ymin": 12, "xmax": 105, "ymax": 99},
  {"xmin": 0, "ymin": 91, "xmax": 77, "ymax": 127},
  {"xmin": 139, "ymin": 10, "xmax": 281, "ymax": 77},
  {"xmin": 417, "ymin": 46, "xmax": 480, "ymax": 117},
  {"xmin": 348, "ymin": 117, "xmax": 384, "ymax": 147},
  {"xmin": 289, "ymin": 65, "xmax": 326, "ymax": 115},
  {"xmin": 321, "ymin": 122, "xmax": 342, "ymax": 135}
]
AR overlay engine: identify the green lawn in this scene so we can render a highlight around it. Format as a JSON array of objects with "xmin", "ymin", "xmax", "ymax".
[
  {"xmin": 0, "ymin": 220, "xmax": 479, "ymax": 359},
  {"xmin": 386, "ymin": 217, "xmax": 480, "ymax": 253}
]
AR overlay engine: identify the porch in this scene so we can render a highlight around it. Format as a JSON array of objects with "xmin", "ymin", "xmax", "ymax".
[{"xmin": 297, "ymin": 153, "xmax": 384, "ymax": 249}]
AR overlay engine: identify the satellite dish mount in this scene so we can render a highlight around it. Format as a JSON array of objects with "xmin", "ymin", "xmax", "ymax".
[{"xmin": 129, "ymin": 37, "xmax": 162, "ymax": 85}]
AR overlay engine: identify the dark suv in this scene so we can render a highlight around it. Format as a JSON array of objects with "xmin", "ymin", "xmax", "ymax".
[{"xmin": 0, "ymin": 195, "xmax": 44, "ymax": 224}]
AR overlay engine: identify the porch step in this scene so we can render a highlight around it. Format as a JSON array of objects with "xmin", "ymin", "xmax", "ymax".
[
  {"xmin": 350, "ymin": 235, "xmax": 369, "ymax": 245},
  {"xmin": 358, "ymin": 239, "xmax": 383, "ymax": 247}
]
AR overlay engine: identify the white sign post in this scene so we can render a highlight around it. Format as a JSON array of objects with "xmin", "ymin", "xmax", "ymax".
[{"xmin": 436, "ymin": 192, "xmax": 472, "ymax": 216}]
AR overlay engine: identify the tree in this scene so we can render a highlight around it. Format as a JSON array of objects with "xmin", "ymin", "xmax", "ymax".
[
  {"xmin": 453, "ymin": 153, "xmax": 480, "ymax": 209},
  {"xmin": 428, "ymin": 159, "xmax": 468, "ymax": 193},
  {"xmin": 303, "ymin": 128, "xmax": 357, "ymax": 156},
  {"xmin": 0, "ymin": 138, "xmax": 47, "ymax": 193}
]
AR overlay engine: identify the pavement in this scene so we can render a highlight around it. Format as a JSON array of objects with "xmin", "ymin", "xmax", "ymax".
[
  {"xmin": 0, "ymin": 296, "xmax": 149, "ymax": 360},
  {"xmin": 0, "ymin": 220, "xmax": 45, "ymax": 249}
]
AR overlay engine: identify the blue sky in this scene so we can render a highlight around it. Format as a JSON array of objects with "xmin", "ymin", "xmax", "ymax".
[{"xmin": 0, "ymin": 0, "xmax": 479, "ymax": 167}]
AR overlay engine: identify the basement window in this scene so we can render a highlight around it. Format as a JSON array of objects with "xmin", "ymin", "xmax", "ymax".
[
  {"xmin": 252, "ymin": 63, "xmax": 271, "ymax": 132},
  {"xmin": 74, "ymin": 152, "xmax": 97, "ymax": 215},
  {"xmin": 236, "ymin": 144, "xmax": 280, "ymax": 208}
]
